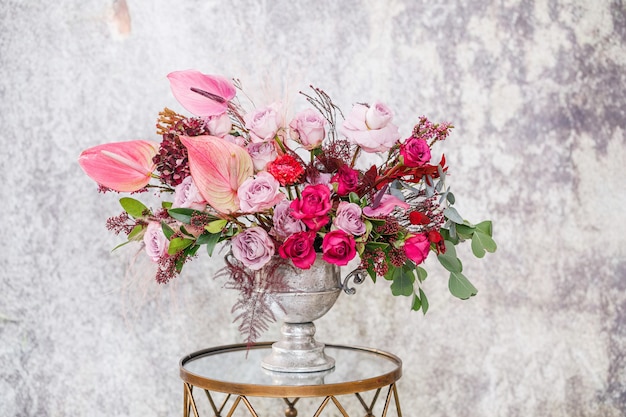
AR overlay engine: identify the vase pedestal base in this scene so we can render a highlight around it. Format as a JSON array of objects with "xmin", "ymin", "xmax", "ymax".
[{"xmin": 261, "ymin": 322, "xmax": 335, "ymax": 373}]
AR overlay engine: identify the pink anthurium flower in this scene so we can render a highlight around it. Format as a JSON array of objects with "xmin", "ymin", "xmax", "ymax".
[
  {"xmin": 78, "ymin": 140, "xmax": 158, "ymax": 192},
  {"xmin": 179, "ymin": 135, "xmax": 254, "ymax": 213},
  {"xmin": 167, "ymin": 70, "xmax": 236, "ymax": 117}
]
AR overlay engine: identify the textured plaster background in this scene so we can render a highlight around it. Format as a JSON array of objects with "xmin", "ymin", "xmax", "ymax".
[{"xmin": 2, "ymin": 0, "xmax": 625, "ymax": 416}]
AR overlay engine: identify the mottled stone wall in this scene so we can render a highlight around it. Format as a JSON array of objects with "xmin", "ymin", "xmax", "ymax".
[{"xmin": 2, "ymin": 0, "xmax": 625, "ymax": 416}]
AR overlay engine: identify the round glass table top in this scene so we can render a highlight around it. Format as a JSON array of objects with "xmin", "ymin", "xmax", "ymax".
[{"xmin": 180, "ymin": 342, "xmax": 402, "ymax": 398}]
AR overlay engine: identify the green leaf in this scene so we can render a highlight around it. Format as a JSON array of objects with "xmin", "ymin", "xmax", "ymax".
[
  {"xmin": 168, "ymin": 237, "xmax": 194, "ymax": 255},
  {"xmin": 161, "ymin": 222, "xmax": 175, "ymax": 239},
  {"xmin": 349, "ymin": 192, "xmax": 360, "ymax": 204},
  {"xmin": 438, "ymin": 251, "xmax": 463, "ymax": 272},
  {"xmin": 390, "ymin": 267, "xmax": 415, "ymax": 297},
  {"xmin": 205, "ymin": 219, "xmax": 228, "ymax": 234},
  {"xmin": 167, "ymin": 208, "xmax": 202, "ymax": 224},
  {"xmin": 443, "ymin": 207, "xmax": 464, "ymax": 224},
  {"xmin": 448, "ymin": 271, "xmax": 478, "ymax": 299},
  {"xmin": 455, "ymin": 223, "xmax": 475, "ymax": 239},
  {"xmin": 365, "ymin": 241, "xmax": 389, "ymax": 250},
  {"xmin": 475, "ymin": 220, "xmax": 493, "ymax": 236},
  {"xmin": 120, "ymin": 197, "xmax": 150, "ymax": 218},
  {"xmin": 416, "ymin": 266, "xmax": 428, "ymax": 282},
  {"xmin": 419, "ymin": 288, "xmax": 429, "ymax": 314},
  {"xmin": 162, "ymin": 201, "xmax": 173, "ymax": 209},
  {"xmin": 471, "ymin": 230, "xmax": 497, "ymax": 258},
  {"xmin": 127, "ymin": 224, "xmax": 144, "ymax": 240},
  {"xmin": 111, "ymin": 240, "xmax": 131, "ymax": 252},
  {"xmin": 446, "ymin": 192, "xmax": 455, "ymax": 204},
  {"xmin": 411, "ymin": 292, "xmax": 422, "ymax": 311},
  {"xmin": 203, "ymin": 233, "xmax": 222, "ymax": 256}
]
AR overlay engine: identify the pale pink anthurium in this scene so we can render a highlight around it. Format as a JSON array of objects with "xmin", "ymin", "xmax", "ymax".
[
  {"xmin": 167, "ymin": 70, "xmax": 236, "ymax": 117},
  {"xmin": 179, "ymin": 135, "xmax": 254, "ymax": 213},
  {"xmin": 78, "ymin": 140, "xmax": 158, "ymax": 192}
]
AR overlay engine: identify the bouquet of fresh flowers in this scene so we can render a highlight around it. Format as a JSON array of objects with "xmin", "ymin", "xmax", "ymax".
[{"xmin": 79, "ymin": 69, "xmax": 495, "ymax": 324}]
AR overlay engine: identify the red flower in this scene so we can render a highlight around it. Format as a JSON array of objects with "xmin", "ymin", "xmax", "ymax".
[
  {"xmin": 409, "ymin": 211, "xmax": 431, "ymax": 225},
  {"xmin": 267, "ymin": 154, "xmax": 305, "ymax": 185},
  {"xmin": 290, "ymin": 184, "xmax": 332, "ymax": 231},
  {"xmin": 400, "ymin": 137, "xmax": 431, "ymax": 167},
  {"xmin": 428, "ymin": 230, "xmax": 446, "ymax": 254},
  {"xmin": 278, "ymin": 231, "xmax": 317, "ymax": 269},
  {"xmin": 322, "ymin": 230, "xmax": 356, "ymax": 266},
  {"xmin": 331, "ymin": 165, "xmax": 359, "ymax": 196}
]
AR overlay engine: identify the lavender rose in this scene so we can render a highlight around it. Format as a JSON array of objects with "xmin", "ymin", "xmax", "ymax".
[
  {"xmin": 143, "ymin": 221, "xmax": 169, "ymax": 262},
  {"xmin": 271, "ymin": 200, "xmax": 306, "ymax": 240},
  {"xmin": 333, "ymin": 201, "xmax": 366, "ymax": 235},
  {"xmin": 231, "ymin": 227, "xmax": 275, "ymax": 270},
  {"xmin": 173, "ymin": 175, "xmax": 207, "ymax": 211},
  {"xmin": 247, "ymin": 141, "xmax": 278, "ymax": 171},
  {"xmin": 205, "ymin": 112, "xmax": 232, "ymax": 137},
  {"xmin": 339, "ymin": 102, "xmax": 401, "ymax": 153},
  {"xmin": 289, "ymin": 109, "xmax": 326, "ymax": 149},
  {"xmin": 237, "ymin": 172, "xmax": 285, "ymax": 213},
  {"xmin": 244, "ymin": 102, "xmax": 284, "ymax": 143}
]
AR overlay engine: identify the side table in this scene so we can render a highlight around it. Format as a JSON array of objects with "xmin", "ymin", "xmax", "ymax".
[{"xmin": 180, "ymin": 342, "xmax": 403, "ymax": 417}]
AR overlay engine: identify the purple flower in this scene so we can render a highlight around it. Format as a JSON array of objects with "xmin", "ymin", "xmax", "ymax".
[
  {"xmin": 143, "ymin": 222, "xmax": 169, "ymax": 262},
  {"xmin": 244, "ymin": 102, "xmax": 284, "ymax": 143},
  {"xmin": 333, "ymin": 202, "xmax": 366, "ymax": 235},
  {"xmin": 271, "ymin": 200, "xmax": 306, "ymax": 240},
  {"xmin": 289, "ymin": 108, "xmax": 326, "ymax": 149},
  {"xmin": 231, "ymin": 227, "xmax": 275, "ymax": 270},
  {"xmin": 237, "ymin": 172, "xmax": 285, "ymax": 213},
  {"xmin": 173, "ymin": 176, "xmax": 207, "ymax": 211},
  {"xmin": 247, "ymin": 141, "xmax": 278, "ymax": 171}
]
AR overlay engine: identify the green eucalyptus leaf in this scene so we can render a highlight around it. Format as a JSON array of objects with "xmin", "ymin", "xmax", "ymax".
[
  {"xmin": 204, "ymin": 233, "xmax": 221, "ymax": 256},
  {"xmin": 162, "ymin": 201, "xmax": 173, "ymax": 209},
  {"xmin": 120, "ymin": 197, "xmax": 150, "ymax": 218},
  {"xmin": 448, "ymin": 271, "xmax": 478, "ymax": 299},
  {"xmin": 419, "ymin": 288, "xmax": 429, "ymax": 314},
  {"xmin": 438, "ymin": 251, "xmax": 463, "ymax": 272},
  {"xmin": 168, "ymin": 237, "xmax": 194, "ymax": 255},
  {"xmin": 390, "ymin": 267, "xmax": 415, "ymax": 297},
  {"xmin": 349, "ymin": 192, "xmax": 361, "ymax": 205},
  {"xmin": 416, "ymin": 266, "xmax": 428, "ymax": 282},
  {"xmin": 443, "ymin": 207, "xmax": 464, "ymax": 224},
  {"xmin": 476, "ymin": 220, "xmax": 493, "ymax": 237},
  {"xmin": 446, "ymin": 192, "xmax": 455, "ymax": 204},
  {"xmin": 443, "ymin": 240, "xmax": 458, "ymax": 258},
  {"xmin": 411, "ymin": 292, "xmax": 422, "ymax": 312},
  {"xmin": 472, "ymin": 230, "xmax": 497, "ymax": 258}
]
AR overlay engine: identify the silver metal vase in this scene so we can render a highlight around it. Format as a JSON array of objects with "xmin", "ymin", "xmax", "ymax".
[{"xmin": 261, "ymin": 256, "xmax": 342, "ymax": 373}]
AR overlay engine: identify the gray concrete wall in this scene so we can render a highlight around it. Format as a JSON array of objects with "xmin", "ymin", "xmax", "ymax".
[{"xmin": 2, "ymin": 0, "xmax": 625, "ymax": 415}]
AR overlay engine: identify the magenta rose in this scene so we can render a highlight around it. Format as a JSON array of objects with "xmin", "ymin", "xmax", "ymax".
[
  {"xmin": 247, "ymin": 141, "xmax": 278, "ymax": 171},
  {"xmin": 271, "ymin": 200, "xmax": 306, "ymax": 240},
  {"xmin": 290, "ymin": 184, "xmax": 332, "ymax": 231},
  {"xmin": 289, "ymin": 108, "xmax": 326, "ymax": 149},
  {"xmin": 330, "ymin": 165, "xmax": 359, "ymax": 196},
  {"xmin": 244, "ymin": 102, "xmax": 284, "ymax": 143},
  {"xmin": 363, "ymin": 194, "xmax": 410, "ymax": 217},
  {"xmin": 237, "ymin": 172, "xmax": 285, "ymax": 213},
  {"xmin": 404, "ymin": 233, "xmax": 430, "ymax": 265},
  {"xmin": 173, "ymin": 175, "xmax": 207, "ymax": 211},
  {"xmin": 333, "ymin": 202, "xmax": 366, "ymax": 235},
  {"xmin": 400, "ymin": 137, "xmax": 431, "ymax": 167},
  {"xmin": 339, "ymin": 102, "xmax": 401, "ymax": 152},
  {"xmin": 278, "ymin": 231, "xmax": 317, "ymax": 269},
  {"xmin": 231, "ymin": 227, "xmax": 275, "ymax": 270},
  {"xmin": 143, "ymin": 221, "xmax": 169, "ymax": 262},
  {"xmin": 322, "ymin": 230, "xmax": 356, "ymax": 266},
  {"xmin": 205, "ymin": 112, "xmax": 232, "ymax": 138}
]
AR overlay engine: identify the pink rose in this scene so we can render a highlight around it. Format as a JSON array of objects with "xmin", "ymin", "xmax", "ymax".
[
  {"xmin": 205, "ymin": 113, "xmax": 232, "ymax": 137},
  {"xmin": 400, "ymin": 137, "xmax": 431, "ymax": 167},
  {"xmin": 307, "ymin": 171, "xmax": 332, "ymax": 185},
  {"xmin": 270, "ymin": 200, "xmax": 306, "ymax": 240},
  {"xmin": 339, "ymin": 102, "xmax": 401, "ymax": 152},
  {"xmin": 173, "ymin": 176, "xmax": 207, "ymax": 211},
  {"xmin": 237, "ymin": 172, "xmax": 285, "ymax": 213},
  {"xmin": 231, "ymin": 227, "xmax": 275, "ymax": 270},
  {"xmin": 143, "ymin": 222, "xmax": 169, "ymax": 262},
  {"xmin": 363, "ymin": 194, "xmax": 409, "ymax": 217},
  {"xmin": 404, "ymin": 233, "xmax": 431, "ymax": 265},
  {"xmin": 289, "ymin": 109, "xmax": 326, "ymax": 149},
  {"xmin": 278, "ymin": 231, "xmax": 317, "ymax": 269},
  {"xmin": 290, "ymin": 184, "xmax": 332, "ymax": 231},
  {"xmin": 333, "ymin": 202, "xmax": 366, "ymax": 235},
  {"xmin": 244, "ymin": 102, "xmax": 284, "ymax": 143},
  {"xmin": 330, "ymin": 165, "xmax": 359, "ymax": 196},
  {"xmin": 247, "ymin": 141, "xmax": 278, "ymax": 171},
  {"xmin": 322, "ymin": 230, "xmax": 356, "ymax": 266}
]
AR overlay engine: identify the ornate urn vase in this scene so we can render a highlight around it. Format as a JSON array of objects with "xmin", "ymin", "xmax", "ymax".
[{"xmin": 260, "ymin": 256, "xmax": 342, "ymax": 373}]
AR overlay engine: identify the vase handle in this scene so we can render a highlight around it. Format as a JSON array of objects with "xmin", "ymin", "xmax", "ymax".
[{"xmin": 342, "ymin": 269, "xmax": 367, "ymax": 295}]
